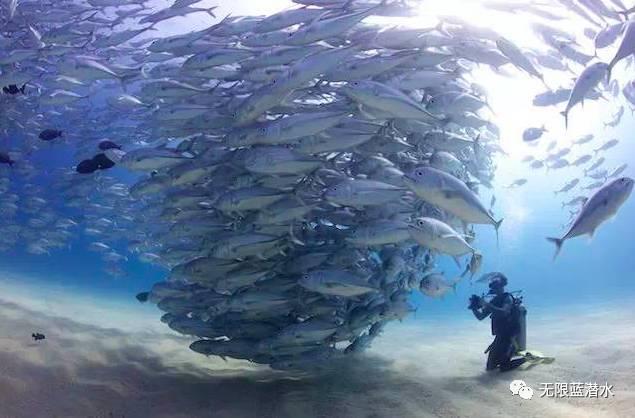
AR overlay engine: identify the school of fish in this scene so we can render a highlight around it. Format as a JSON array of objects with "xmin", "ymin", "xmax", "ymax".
[{"xmin": 0, "ymin": 0, "xmax": 633, "ymax": 368}]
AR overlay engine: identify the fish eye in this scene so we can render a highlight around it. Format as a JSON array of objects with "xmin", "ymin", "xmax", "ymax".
[
  {"xmin": 417, "ymin": 171, "xmax": 422, "ymax": 176},
  {"xmin": 417, "ymin": 220, "xmax": 423, "ymax": 226}
]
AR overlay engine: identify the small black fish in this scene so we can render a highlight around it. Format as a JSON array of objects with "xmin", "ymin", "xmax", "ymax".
[
  {"xmin": 76, "ymin": 158, "xmax": 99, "ymax": 174},
  {"xmin": 39, "ymin": 129, "xmax": 63, "ymax": 141},
  {"xmin": 92, "ymin": 153, "xmax": 115, "ymax": 170},
  {"xmin": 0, "ymin": 152, "xmax": 15, "ymax": 166},
  {"xmin": 2, "ymin": 84, "xmax": 25, "ymax": 95},
  {"xmin": 136, "ymin": 292, "xmax": 149, "ymax": 303},
  {"xmin": 32, "ymin": 333, "xmax": 45, "ymax": 341},
  {"xmin": 98, "ymin": 140, "xmax": 122, "ymax": 151}
]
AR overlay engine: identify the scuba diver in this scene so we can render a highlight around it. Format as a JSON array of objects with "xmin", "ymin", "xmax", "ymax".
[{"xmin": 469, "ymin": 273, "xmax": 527, "ymax": 372}]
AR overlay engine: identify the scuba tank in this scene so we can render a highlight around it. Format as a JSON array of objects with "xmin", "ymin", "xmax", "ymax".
[{"xmin": 509, "ymin": 292, "xmax": 527, "ymax": 352}]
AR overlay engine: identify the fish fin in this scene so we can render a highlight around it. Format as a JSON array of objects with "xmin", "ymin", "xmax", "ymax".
[
  {"xmin": 460, "ymin": 264, "xmax": 470, "ymax": 278},
  {"xmin": 450, "ymin": 276, "xmax": 462, "ymax": 294},
  {"xmin": 560, "ymin": 110, "xmax": 568, "ymax": 130},
  {"xmin": 289, "ymin": 223, "xmax": 306, "ymax": 247},
  {"xmin": 546, "ymin": 237, "xmax": 564, "ymax": 261},
  {"xmin": 452, "ymin": 256, "xmax": 462, "ymax": 268},
  {"xmin": 206, "ymin": 6, "xmax": 218, "ymax": 18},
  {"xmin": 341, "ymin": 0, "xmax": 355, "ymax": 10},
  {"xmin": 307, "ymin": 9, "xmax": 331, "ymax": 26},
  {"xmin": 471, "ymin": 133, "xmax": 481, "ymax": 157},
  {"xmin": 494, "ymin": 218, "xmax": 503, "ymax": 247}
]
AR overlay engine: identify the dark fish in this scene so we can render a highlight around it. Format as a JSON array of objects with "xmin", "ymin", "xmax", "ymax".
[
  {"xmin": 31, "ymin": 333, "xmax": 45, "ymax": 341},
  {"xmin": 136, "ymin": 292, "xmax": 150, "ymax": 302},
  {"xmin": 0, "ymin": 152, "xmax": 15, "ymax": 166},
  {"xmin": 39, "ymin": 129, "xmax": 63, "ymax": 141},
  {"xmin": 92, "ymin": 153, "xmax": 115, "ymax": 169},
  {"xmin": 2, "ymin": 84, "xmax": 25, "ymax": 95},
  {"xmin": 98, "ymin": 140, "xmax": 122, "ymax": 151},
  {"xmin": 76, "ymin": 159, "xmax": 99, "ymax": 174}
]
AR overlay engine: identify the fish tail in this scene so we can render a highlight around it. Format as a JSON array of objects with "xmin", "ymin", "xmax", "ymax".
[
  {"xmin": 560, "ymin": 110, "xmax": 568, "ymax": 130},
  {"xmin": 141, "ymin": 63, "xmax": 151, "ymax": 79},
  {"xmin": 341, "ymin": 0, "xmax": 355, "ymax": 10},
  {"xmin": 473, "ymin": 133, "xmax": 481, "ymax": 156},
  {"xmin": 206, "ymin": 6, "xmax": 218, "ymax": 18},
  {"xmin": 540, "ymin": 76, "xmax": 550, "ymax": 90},
  {"xmin": 546, "ymin": 237, "xmax": 564, "ymax": 261},
  {"xmin": 289, "ymin": 223, "xmax": 305, "ymax": 247},
  {"xmin": 494, "ymin": 218, "xmax": 503, "ymax": 247},
  {"xmin": 460, "ymin": 264, "xmax": 469, "ymax": 278},
  {"xmin": 434, "ymin": 19, "xmax": 446, "ymax": 35}
]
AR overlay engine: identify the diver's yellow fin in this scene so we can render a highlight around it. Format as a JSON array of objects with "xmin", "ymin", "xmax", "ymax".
[{"xmin": 516, "ymin": 350, "xmax": 555, "ymax": 369}]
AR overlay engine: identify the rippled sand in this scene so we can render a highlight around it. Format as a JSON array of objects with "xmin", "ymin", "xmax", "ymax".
[{"xmin": 0, "ymin": 278, "xmax": 632, "ymax": 418}]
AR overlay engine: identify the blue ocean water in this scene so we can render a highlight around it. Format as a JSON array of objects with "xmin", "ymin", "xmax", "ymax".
[
  {"xmin": 2, "ymin": 118, "xmax": 633, "ymax": 323},
  {"xmin": 0, "ymin": 0, "xmax": 633, "ymax": 364},
  {"xmin": 4, "ymin": 3, "xmax": 635, "ymax": 418}
]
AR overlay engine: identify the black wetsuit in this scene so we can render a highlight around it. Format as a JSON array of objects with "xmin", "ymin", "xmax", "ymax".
[{"xmin": 474, "ymin": 293, "xmax": 525, "ymax": 371}]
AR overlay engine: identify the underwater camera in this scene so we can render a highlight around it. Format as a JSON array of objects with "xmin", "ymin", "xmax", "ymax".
[
  {"xmin": 468, "ymin": 294, "xmax": 483, "ymax": 310},
  {"xmin": 468, "ymin": 292, "xmax": 497, "ymax": 310}
]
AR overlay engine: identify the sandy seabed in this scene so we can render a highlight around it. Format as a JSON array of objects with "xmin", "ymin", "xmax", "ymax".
[{"xmin": 0, "ymin": 278, "xmax": 633, "ymax": 418}]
